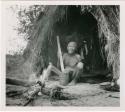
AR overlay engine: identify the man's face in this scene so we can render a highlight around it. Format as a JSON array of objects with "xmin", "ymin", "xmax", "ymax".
[{"xmin": 67, "ymin": 42, "xmax": 77, "ymax": 54}]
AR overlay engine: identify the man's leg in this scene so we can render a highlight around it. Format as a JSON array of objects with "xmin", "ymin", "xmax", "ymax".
[
  {"xmin": 42, "ymin": 64, "xmax": 71, "ymax": 86},
  {"xmin": 41, "ymin": 63, "xmax": 76, "ymax": 86},
  {"xmin": 59, "ymin": 72, "xmax": 70, "ymax": 86},
  {"xmin": 69, "ymin": 68, "xmax": 82, "ymax": 85},
  {"xmin": 40, "ymin": 63, "xmax": 63, "ymax": 84},
  {"xmin": 51, "ymin": 66, "xmax": 74, "ymax": 86},
  {"xmin": 51, "ymin": 65, "xmax": 64, "ymax": 76}
]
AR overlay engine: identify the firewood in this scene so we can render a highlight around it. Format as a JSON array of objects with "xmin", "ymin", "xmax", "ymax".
[{"xmin": 6, "ymin": 78, "xmax": 30, "ymax": 87}]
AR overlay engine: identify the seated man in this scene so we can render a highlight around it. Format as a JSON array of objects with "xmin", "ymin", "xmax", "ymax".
[
  {"xmin": 40, "ymin": 41, "xmax": 84, "ymax": 86},
  {"xmin": 60, "ymin": 41, "xmax": 84, "ymax": 85}
]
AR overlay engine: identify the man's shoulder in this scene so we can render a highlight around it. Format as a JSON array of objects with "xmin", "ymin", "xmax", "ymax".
[
  {"xmin": 63, "ymin": 53, "xmax": 68, "ymax": 58},
  {"xmin": 63, "ymin": 53, "xmax": 68, "ymax": 56}
]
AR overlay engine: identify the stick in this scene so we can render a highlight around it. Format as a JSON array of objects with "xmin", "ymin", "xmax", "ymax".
[
  {"xmin": 6, "ymin": 78, "xmax": 30, "ymax": 87},
  {"xmin": 56, "ymin": 36, "xmax": 64, "ymax": 72}
]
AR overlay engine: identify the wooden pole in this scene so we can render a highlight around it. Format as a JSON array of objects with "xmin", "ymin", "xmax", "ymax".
[
  {"xmin": 56, "ymin": 36, "xmax": 64, "ymax": 72},
  {"xmin": 6, "ymin": 78, "xmax": 30, "ymax": 87}
]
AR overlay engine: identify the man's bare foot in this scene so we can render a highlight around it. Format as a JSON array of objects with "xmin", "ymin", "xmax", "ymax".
[{"xmin": 68, "ymin": 81, "xmax": 76, "ymax": 86}]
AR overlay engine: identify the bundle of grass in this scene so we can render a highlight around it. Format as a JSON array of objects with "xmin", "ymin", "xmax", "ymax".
[{"xmin": 22, "ymin": 5, "xmax": 119, "ymax": 83}]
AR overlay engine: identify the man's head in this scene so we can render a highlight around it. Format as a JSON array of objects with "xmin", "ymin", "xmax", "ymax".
[{"xmin": 67, "ymin": 41, "xmax": 77, "ymax": 54}]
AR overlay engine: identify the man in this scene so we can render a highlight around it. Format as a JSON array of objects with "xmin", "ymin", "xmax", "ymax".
[
  {"xmin": 60, "ymin": 41, "xmax": 84, "ymax": 85},
  {"xmin": 40, "ymin": 41, "xmax": 83, "ymax": 86}
]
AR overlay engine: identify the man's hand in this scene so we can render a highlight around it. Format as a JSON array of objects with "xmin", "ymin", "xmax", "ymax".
[{"xmin": 63, "ymin": 67, "xmax": 73, "ymax": 74}]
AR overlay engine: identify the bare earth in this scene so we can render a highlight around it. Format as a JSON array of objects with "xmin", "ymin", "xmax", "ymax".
[{"xmin": 6, "ymin": 80, "xmax": 120, "ymax": 106}]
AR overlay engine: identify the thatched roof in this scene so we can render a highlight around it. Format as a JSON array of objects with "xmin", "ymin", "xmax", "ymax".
[{"xmin": 23, "ymin": 5, "xmax": 119, "ymax": 80}]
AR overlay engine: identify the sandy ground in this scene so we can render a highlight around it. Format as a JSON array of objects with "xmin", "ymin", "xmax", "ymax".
[{"xmin": 6, "ymin": 80, "xmax": 119, "ymax": 106}]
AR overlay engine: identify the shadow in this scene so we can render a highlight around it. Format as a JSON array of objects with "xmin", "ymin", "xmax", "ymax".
[{"xmin": 78, "ymin": 75, "xmax": 111, "ymax": 84}]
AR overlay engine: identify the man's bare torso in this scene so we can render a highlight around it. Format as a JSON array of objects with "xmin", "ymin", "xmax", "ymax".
[{"xmin": 63, "ymin": 53, "xmax": 81, "ymax": 69}]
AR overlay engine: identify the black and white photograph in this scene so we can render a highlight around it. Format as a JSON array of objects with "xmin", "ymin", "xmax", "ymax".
[{"xmin": 1, "ymin": 1, "xmax": 123, "ymax": 109}]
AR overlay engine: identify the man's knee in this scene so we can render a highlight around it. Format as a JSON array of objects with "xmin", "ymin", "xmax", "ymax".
[
  {"xmin": 76, "ymin": 62, "xmax": 84, "ymax": 70},
  {"xmin": 48, "ymin": 63, "xmax": 53, "ymax": 70}
]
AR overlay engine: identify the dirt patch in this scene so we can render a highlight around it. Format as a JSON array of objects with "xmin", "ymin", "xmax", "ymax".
[{"xmin": 6, "ymin": 81, "xmax": 119, "ymax": 106}]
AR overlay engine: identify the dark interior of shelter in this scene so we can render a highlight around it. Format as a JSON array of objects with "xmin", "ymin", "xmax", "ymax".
[{"xmin": 47, "ymin": 6, "xmax": 110, "ymax": 83}]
